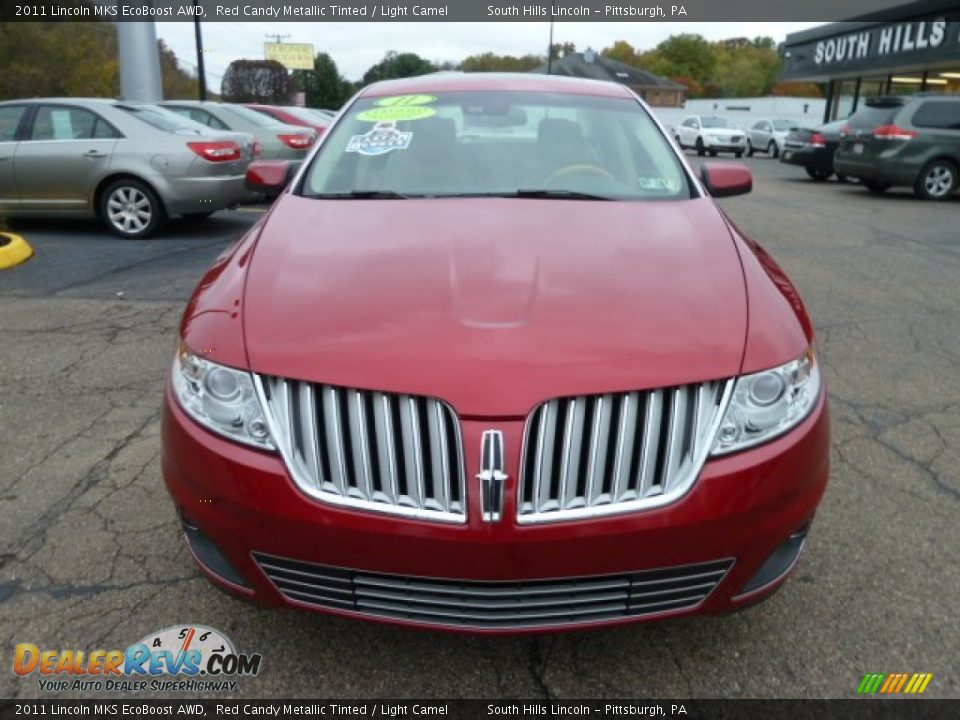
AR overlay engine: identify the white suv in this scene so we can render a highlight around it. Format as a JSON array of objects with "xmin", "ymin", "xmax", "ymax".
[{"xmin": 675, "ymin": 115, "xmax": 746, "ymax": 157}]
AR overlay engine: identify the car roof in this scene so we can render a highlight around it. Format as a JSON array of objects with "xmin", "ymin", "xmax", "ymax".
[{"xmin": 358, "ymin": 72, "xmax": 634, "ymax": 99}]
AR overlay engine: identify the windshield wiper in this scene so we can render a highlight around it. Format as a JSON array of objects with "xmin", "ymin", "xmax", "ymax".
[
  {"xmin": 514, "ymin": 189, "xmax": 614, "ymax": 200},
  {"xmin": 433, "ymin": 189, "xmax": 615, "ymax": 200},
  {"xmin": 311, "ymin": 190, "xmax": 415, "ymax": 199}
]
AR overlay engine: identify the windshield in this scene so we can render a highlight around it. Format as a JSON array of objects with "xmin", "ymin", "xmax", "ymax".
[
  {"xmin": 772, "ymin": 119, "xmax": 794, "ymax": 131},
  {"xmin": 301, "ymin": 91, "xmax": 690, "ymax": 200},
  {"xmin": 701, "ymin": 116, "xmax": 736, "ymax": 129}
]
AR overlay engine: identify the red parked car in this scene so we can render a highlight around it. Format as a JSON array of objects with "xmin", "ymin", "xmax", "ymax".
[
  {"xmin": 245, "ymin": 104, "xmax": 330, "ymax": 136},
  {"xmin": 163, "ymin": 73, "xmax": 829, "ymax": 633}
]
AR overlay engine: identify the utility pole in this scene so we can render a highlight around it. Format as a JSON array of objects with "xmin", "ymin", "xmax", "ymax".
[
  {"xmin": 546, "ymin": 19, "xmax": 555, "ymax": 75},
  {"xmin": 265, "ymin": 33, "xmax": 291, "ymax": 44},
  {"xmin": 193, "ymin": 0, "xmax": 207, "ymax": 101}
]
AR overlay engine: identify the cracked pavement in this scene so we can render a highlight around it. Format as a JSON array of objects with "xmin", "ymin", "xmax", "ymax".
[{"xmin": 1, "ymin": 162, "xmax": 958, "ymax": 699}]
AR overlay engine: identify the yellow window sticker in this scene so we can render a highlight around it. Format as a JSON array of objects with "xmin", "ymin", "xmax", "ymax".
[
  {"xmin": 375, "ymin": 94, "xmax": 436, "ymax": 107},
  {"xmin": 357, "ymin": 106, "xmax": 437, "ymax": 122}
]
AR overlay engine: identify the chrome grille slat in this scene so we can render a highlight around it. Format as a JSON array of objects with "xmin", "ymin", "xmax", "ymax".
[
  {"xmin": 637, "ymin": 388, "xmax": 663, "ymax": 498},
  {"xmin": 255, "ymin": 554, "xmax": 734, "ymax": 630},
  {"xmin": 258, "ymin": 378, "xmax": 465, "ymax": 523},
  {"xmin": 353, "ymin": 575, "xmax": 631, "ymax": 598},
  {"xmin": 519, "ymin": 380, "xmax": 732, "ymax": 523},
  {"xmin": 611, "ymin": 392, "xmax": 639, "ymax": 503},
  {"xmin": 322, "ymin": 386, "xmax": 348, "ymax": 496}
]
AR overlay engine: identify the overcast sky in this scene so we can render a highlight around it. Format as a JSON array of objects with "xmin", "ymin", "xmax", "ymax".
[{"xmin": 155, "ymin": 22, "xmax": 820, "ymax": 86}]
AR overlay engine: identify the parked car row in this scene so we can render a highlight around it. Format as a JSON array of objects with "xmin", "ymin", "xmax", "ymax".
[
  {"xmin": 781, "ymin": 95, "xmax": 959, "ymax": 201},
  {"xmin": 0, "ymin": 98, "xmax": 336, "ymax": 238}
]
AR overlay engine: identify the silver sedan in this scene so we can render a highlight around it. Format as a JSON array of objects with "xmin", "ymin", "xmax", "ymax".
[
  {"xmin": 159, "ymin": 101, "xmax": 316, "ymax": 160},
  {"xmin": 0, "ymin": 99, "xmax": 257, "ymax": 239}
]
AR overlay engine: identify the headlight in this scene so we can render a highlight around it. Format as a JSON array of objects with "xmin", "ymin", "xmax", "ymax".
[
  {"xmin": 171, "ymin": 342, "xmax": 275, "ymax": 450},
  {"xmin": 711, "ymin": 347, "xmax": 821, "ymax": 456}
]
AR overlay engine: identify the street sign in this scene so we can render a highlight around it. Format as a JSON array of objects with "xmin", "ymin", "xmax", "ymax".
[{"xmin": 264, "ymin": 43, "xmax": 315, "ymax": 70}]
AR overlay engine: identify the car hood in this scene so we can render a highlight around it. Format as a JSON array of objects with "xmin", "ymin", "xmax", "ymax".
[{"xmin": 243, "ymin": 195, "xmax": 747, "ymax": 416}]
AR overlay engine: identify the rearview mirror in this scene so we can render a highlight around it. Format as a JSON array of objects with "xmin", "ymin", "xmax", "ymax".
[
  {"xmin": 700, "ymin": 162, "xmax": 752, "ymax": 198},
  {"xmin": 246, "ymin": 160, "xmax": 300, "ymax": 199}
]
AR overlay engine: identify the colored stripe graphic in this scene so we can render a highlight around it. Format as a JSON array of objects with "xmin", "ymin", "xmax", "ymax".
[{"xmin": 858, "ymin": 673, "xmax": 932, "ymax": 694}]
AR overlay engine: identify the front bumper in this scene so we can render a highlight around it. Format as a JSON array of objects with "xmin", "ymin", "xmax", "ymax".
[
  {"xmin": 161, "ymin": 388, "xmax": 829, "ymax": 633},
  {"xmin": 705, "ymin": 137, "xmax": 746, "ymax": 152}
]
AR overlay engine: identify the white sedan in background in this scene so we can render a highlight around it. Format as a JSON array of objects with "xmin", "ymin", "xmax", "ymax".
[{"xmin": 675, "ymin": 115, "xmax": 746, "ymax": 157}]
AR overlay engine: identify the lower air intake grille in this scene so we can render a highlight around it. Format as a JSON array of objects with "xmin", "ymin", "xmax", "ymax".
[{"xmin": 254, "ymin": 554, "xmax": 734, "ymax": 629}]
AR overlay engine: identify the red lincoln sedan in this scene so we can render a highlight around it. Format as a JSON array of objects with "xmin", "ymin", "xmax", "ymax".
[{"xmin": 162, "ymin": 73, "xmax": 829, "ymax": 633}]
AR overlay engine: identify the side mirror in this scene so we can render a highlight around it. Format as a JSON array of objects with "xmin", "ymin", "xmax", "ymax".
[
  {"xmin": 700, "ymin": 162, "xmax": 752, "ymax": 198},
  {"xmin": 245, "ymin": 160, "xmax": 300, "ymax": 199}
]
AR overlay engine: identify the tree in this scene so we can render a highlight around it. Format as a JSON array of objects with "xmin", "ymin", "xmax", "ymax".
[
  {"xmin": 601, "ymin": 41, "xmax": 640, "ymax": 66},
  {"xmin": 0, "ymin": 21, "xmax": 198, "ymax": 101},
  {"xmin": 639, "ymin": 34, "xmax": 716, "ymax": 81},
  {"xmin": 460, "ymin": 52, "xmax": 544, "ymax": 73},
  {"xmin": 296, "ymin": 52, "xmax": 351, "ymax": 109},
  {"xmin": 361, "ymin": 51, "xmax": 435, "ymax": 86},
  {"xmin": 221, "ymin": 59, "xmax": 294, "ymax": 104},
  {"xmin": 158, "ymin": 39, "xmax": 198, "ymax": 100},
  {"xmin": 549, "ymin": 42, "xmax": 577, "ymax": 60}
]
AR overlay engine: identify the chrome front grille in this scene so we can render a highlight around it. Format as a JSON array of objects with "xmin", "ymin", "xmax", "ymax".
[
  {"xmin": 519, "ymin": 381, "xmax": 731, "ymax": 523},
  {"xmin": 254, "ymin": 554, "xmax": 734, "ymax": 629},
  {"xmin": 257, "ymin": 377, "xmax": 466, "ymax": 523}
]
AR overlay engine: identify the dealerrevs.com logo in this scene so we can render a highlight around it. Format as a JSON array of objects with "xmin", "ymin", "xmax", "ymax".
[{"xmin": 13, "ymin": 625, "xmax": 262, "ymax": 693}]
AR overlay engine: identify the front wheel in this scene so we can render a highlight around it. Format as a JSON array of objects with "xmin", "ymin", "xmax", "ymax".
[
  {"xmin": 734, "ymin": 151, "xmax": 743, "ymax": 159},
  {"xmin": 100, "ymin": 179, "xmax": 164, "ymax": 239},
  {"xmin": 708, "ymin": 149, "xmax": 718, "ymax": 157},
  {"xmin": 805, "ymin": 167, "xmax": 832, "ymax": 182},
  {"xmin": 695, "ymin": 137, "xmax": 705, "ymax": 157},
  {"xmin": 746, "ymin": 140, "xmax": 754, "ymax": 157},
  {"xmin": 768, "ymin": 140, "xmax": 779, "ymax": 158},
  {"xmin": 914, "ymin": 159, "xmax": 958, "ymax": 201}
]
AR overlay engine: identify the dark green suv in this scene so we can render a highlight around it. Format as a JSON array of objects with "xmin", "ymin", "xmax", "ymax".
[{"xmin": 834, "ymin": 95, "xmax": 959, "ymax": 201}]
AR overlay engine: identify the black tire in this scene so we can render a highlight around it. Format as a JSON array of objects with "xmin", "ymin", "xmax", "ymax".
[
  {"xmin": 746, "ymin": 140, "xmax": 754, "ymax": 157},
  {"xmin": 734, "ymin": 151, "xmax": 743, "ymax": 159},
  {"xmin": 695, "ymin": 137, "xmax": 705, "ymax": 157},
  {"xmin": 768, "ymin": 140, "xmax": 779, "ymax": 158},
  {"xmin": 805, "ymin": 167, "xmax": 832, "ymax": 182},
  {"xmin": 708, "ymin": 149, "xmax": 718, "ymax": 157},
  {"xmin": 182, "ymin": 211, "xmax": 215, "ymax": 220},
  {"xmin": 99, "ymin": 178, "xmax": 164, "ymax": 239},
  {"xmin": 914, "ymin": 159, "xmax": 958, "ymax": 201},
  {"xmin": 864, "ymin": 180, "xmax": 891, "ymax": 194},
  {"xmin": 836, "ymin": 173, "xmax": 850, "ymax": 184}
]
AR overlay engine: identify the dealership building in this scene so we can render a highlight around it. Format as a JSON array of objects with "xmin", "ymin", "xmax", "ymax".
[{"xmin": 781, "ymin": 0, "xmax": 960, "ymax": 121}]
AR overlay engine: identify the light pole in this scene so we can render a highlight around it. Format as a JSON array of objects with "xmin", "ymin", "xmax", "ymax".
[
  {"xmin": 193, "ymin": 0, "xmax": 207, "ymax": 101},
  {"xmin": 546, "ymin": 19, "xmax": 555, "ymax": 75}
]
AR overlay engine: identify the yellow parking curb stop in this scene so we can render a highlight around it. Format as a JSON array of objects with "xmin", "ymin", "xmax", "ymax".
[{"xmin": 0, "ymin": 232, "xmax": 34, "ymax": 270}]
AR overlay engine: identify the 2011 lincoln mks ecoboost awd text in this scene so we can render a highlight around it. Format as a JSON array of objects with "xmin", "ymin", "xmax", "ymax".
[{"xmin": 161, "ymin": 74, "xmax": 829, "ymax": 633}]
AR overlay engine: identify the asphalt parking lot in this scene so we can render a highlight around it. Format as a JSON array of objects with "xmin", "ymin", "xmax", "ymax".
[{"xmin": 1, "ymin": 156, "xmax": 958, "ymax": 700}]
